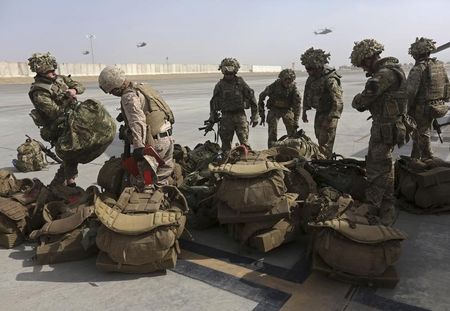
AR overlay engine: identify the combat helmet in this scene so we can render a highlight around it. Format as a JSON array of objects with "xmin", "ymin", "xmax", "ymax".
[
  {"xmin": 278, "ymin": 69, "xmax": 296, "ymax": 81},
  {"xmin": 28, "ymin": 52, "xmax": 58, "ymax": 73},
  {"xmin": 218, "ymin": 58, "xmax": 240, "ymax": 74},
  {"xmin": 350, "ymin": 39, "xmax": 384, "ymax": 67},
  {"xmin": 98, "ymin": 66, "xmax": 126, "ymax": 93},
  {"xmin": 409, "ymin": 37, "xmax": 436, "ymax": 58},
  {"xmin": 300, "ymin": 48, "xmax": 330, "ymax": 69}
]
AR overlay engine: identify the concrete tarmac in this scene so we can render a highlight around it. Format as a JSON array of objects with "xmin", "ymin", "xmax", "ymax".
[{"xmin": 0, "ymin": 72, "xmax": 449, "ymax": 310}]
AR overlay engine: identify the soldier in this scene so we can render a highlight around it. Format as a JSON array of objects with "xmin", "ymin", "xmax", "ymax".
[
  {"xmin": 27, "ymin": 52, "xmax": 85, "ymax": 186},
  {"xmin": 407, "ymin": 37, "xmax": 450, "ymax": 160},
  {"xmin": 207, "ymin": 58, "xmax": 259, "ymax": 153},
  {"xmin": 351, "ymin": 39, "xmax": 409, "ymax": 226},
  {"xmin": 258, "ymin": 69, "xmax": 301, "ymax": 148},
  {"xmin": 300, "ymin": 48, "xmax": 343, "ymax": 159},
  {"xmin": 98, "ymin": 66, "xmax": 174, "ymax": 189}
]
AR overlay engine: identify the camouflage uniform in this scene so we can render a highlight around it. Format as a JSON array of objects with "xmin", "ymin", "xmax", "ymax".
[
  {"xmin": 209, "ymin": 58, "xmax": 258, "ymax": 153},
  {"xmin": 351, "ymin": 39, "xmax": 408, "ymax": 225},
  {"xmin": 258, "ymin": 69, "xmax": 301, "ymax": 148},
  {"xmin": 301, "ymin": 48, "xmax": 343, "ymax": 158},
  {"xmin": 27, "ymin": 53, "xmax": 85, "ymax": 185},
  {"xmin": 98, "ymin": 66, "xmax": 174, "ymax": 188},
  {"xmin": 406, "ymin": 37, "xmax": 450, "ymax": 160}
]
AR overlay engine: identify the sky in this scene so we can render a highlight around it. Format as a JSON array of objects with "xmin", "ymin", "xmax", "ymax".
[{"xmin": 1, "ymin": 0, "xmax": 449, "ymax": 68}]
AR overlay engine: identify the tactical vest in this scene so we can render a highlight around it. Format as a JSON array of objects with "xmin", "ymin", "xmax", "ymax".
[
  {"xmin": 218, "ymin": 77, "xmax": 247, "ymax": 112},
  {"xmin": 13, "ymin": 139, "xmax": 47, "ymax": 172},
  {"xmin": 304, "ymin": 67, "xmax": 343, "ymax": 115},
  {"xmin": 95, "ymin": 187, "xmax": 187, "ymax": 270},
  {"xmin": 266, "ymin": 80, "xmax": 295, "ymax": 109},
  {"xmin": 135, "ymin": 84, "xmax": 175, "ymax": 136},
  {"xmin": 0, "ymin": 197, "xmax": 29, "ymax": 248}
]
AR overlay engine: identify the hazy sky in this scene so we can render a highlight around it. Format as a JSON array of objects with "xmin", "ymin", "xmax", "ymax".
[{"xmin": 1, "ymin": 0, "xmax": 449, "ymax": 67}]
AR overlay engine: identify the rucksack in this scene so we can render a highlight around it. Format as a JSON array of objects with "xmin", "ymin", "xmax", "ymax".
[
  {"xmin": 56, "ymin": 99, "xmax": 116, "ymax": 163},
  {"xmin": 13, "ymin": 138, "xmax": 47, "ymax": 172},
  {"xmin": 272, "ymin": 129, "xmax": 325, "ymax": 160},
  {"xmin": 97, "ymin": 157, "xmax": 125, "ymax": 197}
]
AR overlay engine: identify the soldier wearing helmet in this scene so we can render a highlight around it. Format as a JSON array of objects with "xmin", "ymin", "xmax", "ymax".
[
  {"xmin": 208, "ymin": 58, "xmax": 259, "ymax": 153},
  {"xmin": 258, "ymin": 69, "xmax": 301, "ymax": 147},
  {"xmin": 27, "ymin": 52, "xmax": 85, "ymax": 186},
  {"xmin": 351, "ymin": 39, "xmax": 410, "ymax": 226},
  {"xmin": 300, "ymin": 47, "xmax": 343, "ymax": 158},
  {"xmin": 98, "ymin": 66, "xmax": 175, "ymax": 189},
  {"xmin": 406, "ymin": 37, "xmax": 450, "ymax": 160}
]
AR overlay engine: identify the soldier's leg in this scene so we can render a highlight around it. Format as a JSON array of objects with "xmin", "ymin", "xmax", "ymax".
[
  {"xmin": 417, "ymin": 115, "xmax": 433, "ymax": 160},
  {"xmin": 64, "ymin": 161, "xmax": 78, "ymax": 186},
  {"xmin": 314, "ymin": 114, "xmax": 337, "ymax": 159},
  {"xmin": 282, "ymin": 110, "xmax": 297, "ymax": 138},
  {"xmin": 154, "ymin": 135, "xmax": 175, "ymax": 186},
  {"xmin": 365, "ymin": 139, "xmax": 395, "ymax": 225},
  {"xmin": 235, "ymin": 112, "xmax": 250, "ymax": 147},
  {"xmin": 219, "ymin": 115, "xmax": 234, "ymax": 153},
  {"xmin": 267, "ymin": 109, "xmax": 280, "ymax": 148},
  {"xmin": 50, "ymin": 164, "xmax": 65, "ymax": 186}
]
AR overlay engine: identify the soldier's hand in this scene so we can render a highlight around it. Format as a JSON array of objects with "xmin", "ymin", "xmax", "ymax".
[
  {"xmin": 116, "ymin": 113, "xmax": 124, "ymax": 122},
  {"xmin": 302, "ymin": 113, "xmax": 308, "ymax": 123},
  {"xmin": 133, "ymin": 147, "xmax": 145, "ymax": 161},
  {"xmin": 251, "ymin": 120, "xmax": 259, "ymax": 128},
  {"xmin": 259, "ymin": 114, "xmax": 266, "ymax": 126},
  {"xmin": 66, "ymin": 89, "xmax": 77, "ymax": 98}
]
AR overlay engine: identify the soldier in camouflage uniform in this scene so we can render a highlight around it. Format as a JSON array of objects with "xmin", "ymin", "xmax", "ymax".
[
  {"xmin": 407, "ymin": 37, "xmax": 450, "ymax": 160},
  {"xmin": 300, "ymin": 48, "xmax": 343, "ymax": 159},
  {"xmin": 28, "ymin": 52, "xmax": 85, "ymax": 186},
  {"xmin": 258, "ymin": 69, "xmax": 301, "ymax": 148},
  {"xmin": 208, "ymin": 58, "xmax": 259, "ymax": 153},
  {"xmin": 98, "ymin": 66, "xmax": 174, "ymax": 188},
  {"xmin": 351, "ymin": 39, "xmax": 409, "ymax": 226}
]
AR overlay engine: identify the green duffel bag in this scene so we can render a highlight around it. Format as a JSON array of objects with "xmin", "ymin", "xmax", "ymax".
[{"xmin": 56, "ymin": 99, "xmax": 116, "ymax": 164}]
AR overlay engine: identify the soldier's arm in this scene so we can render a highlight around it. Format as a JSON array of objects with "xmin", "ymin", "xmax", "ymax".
[
  {"xmin": 121, "ymin": 92, "xmax": 147, "ymax": 148},
  {"xmin": 302, "ymin": 79, "xmax": 312, "ymax": 111},
  {"xmin": 406, "ymin": 64, "xmax": 424, "ymax": 113},
  {"xmin": 31, "ymin": 90, "xmax": 63, "ymax": 121},
  {"xmin": 62, "ymin": 75, "xmax": 85, "ymax": 95},
  {"xmin": 242, "ymin": 80, "xmax": 258, "ymax": 121},
  {"xmin": 209, "ymin": 82, "xmax": 221, "ymax": 122},
  {"xmin": 291, "ymin": 86, "xmax": 302, "ymax": 123},
  {"xmin": 327, "ymin": 77, "xmax": 343, "ymax": 118},
  {"xmin": 353, "ymin": 69, "xmax": 398, "ymax": 111},
  {"xmin": 258, "ymin": 85, "xmax": 270, "ymax": 115}
]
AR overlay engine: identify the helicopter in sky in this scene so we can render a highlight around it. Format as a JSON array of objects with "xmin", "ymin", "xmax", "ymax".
[
  {"xmin": 136, "ymin": 42, "xmax": 147, "ymax": 48},
  {"xmin": 314, "ymin": 28, "xmax": 332, "ymax": 35},
  {"xmin": 82, "ymin": 50, "xmax": 90, "ymax": 55}
]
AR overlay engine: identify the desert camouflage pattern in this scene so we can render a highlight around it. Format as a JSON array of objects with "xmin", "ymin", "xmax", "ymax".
[
  {"xmin": 303, "ymin": 67, "xmax": 343, "ymax": 158},
  {"xmin": 98, "ymin": 66, "xmax": 126, "ymax": 93},
  {"xmin": 352, "ymin": 57, "xmax": 408, "ymax": 223},
  {"xmin": 259, "ymin": 78, "xmax": 301, "ymax": 147},
  {"xmin": 28, "ymin": 52, "xmax": 57, "ymax": 73},
  {"xmin": 300, "ymin": 48, "xmax": 330, "ymax": 68},
  {"xmin": 218, "ymin": 111, "xmax": 250, "ymax": 152},
  {"xmin": 407, "ymin": 57, "xmax": 450, "ymax": 159},
  {"xmin": 218, "ymin": 58, "xmax": 240, "ymax": 74}
]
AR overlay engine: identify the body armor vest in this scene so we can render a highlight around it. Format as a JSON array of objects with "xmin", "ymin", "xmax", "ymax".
[
  {"xmin": 267, "ymin": 80, "xmax": 295, "ymax": 109},
  {"xmin": 304, "ymin": 67, "xmax": 342, "ymax": 114},
  {"xmin": 218, "ymin": 77, "xmax": 247, "ymax": 112},
  {"xmin": 423, "ymin": 59, "xmax": 449, "ymax": 101}
]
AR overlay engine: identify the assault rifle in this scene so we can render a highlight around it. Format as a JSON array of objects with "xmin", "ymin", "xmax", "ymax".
[
  {"xmin": 432, "ymin": 119, "xmax": 450, "ymax": 143},
  {"xmin": 26, "ymin": 135, "xmax": 62, "ymax": 164},
  {"xmin": 199, "ymin": 118, "xmax": 220, "ymax": 142}
]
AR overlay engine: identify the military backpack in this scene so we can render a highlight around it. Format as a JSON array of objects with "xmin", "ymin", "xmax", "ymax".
[{"xmin": 13, "ymin": 138, "xmax": 47, "ymax": 172}]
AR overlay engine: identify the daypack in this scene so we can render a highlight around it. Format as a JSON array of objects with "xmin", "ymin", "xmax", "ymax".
[
  {"xmin": 272, "ymin": 129, "xmax": 325, "ymax": 160},
  {"xmin": 211, "ymin": 161, "xmax": 288, "ymax": 213},
  {"xmin": 13, "ymin": 138, "xmax": 47, "ymax": 172},
  {"xmin": 305, "ymin": 158, "xmax": 369, "ymax": 202},
  {"xmin": 97, "ymin": 156, "xmax": 125, "ymax": 197},
  {"xmin": 395, "ymin": 156, "xmax": 450, "ymax": 212},
  {"xmin": 184, "ymin": 141, "xmax": 221, "ymax": 174},
  {"xmin": 29, "ymin": 186, "xmax": 99, "ymax": 264},
  {"xmin": 95, "ymin": 186, "xmax": 187, "ymax": 271},
  {"xmin": 56, "ymin": 99, "xmax": 116, "ymax": 163},
  {"xmin": 311, "ymin": 219, "xmax": 407, "ymax": 277}
]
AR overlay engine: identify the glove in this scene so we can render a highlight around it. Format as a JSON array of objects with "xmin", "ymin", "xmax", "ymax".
[
  {"xmin": 251, "ymin": 120, "xmax": 259, "ymax": 127},
  {"xmin": 259, "ymin": 114, "xmax": 266, "ymax": 126},
  {"xmin": 116, "ymin": 113, "xmax": 124, "ymax": 122},
  {"xmin": 302, "ymin": 112, "xmax": 308, "ymax": 123},
  {"xmin": 133, "ymin": 147, "xmax": 145, "ymax": 161}
]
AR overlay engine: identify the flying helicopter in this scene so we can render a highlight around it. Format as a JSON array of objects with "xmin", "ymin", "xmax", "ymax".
[
  {"xmin": 314, "ymin": 28, "xmax": 332, "ymax": 35},
  {"xmin": 82, "ymin": 50, "xmax": 90, "ymax": 55},
  {"xmin": 136, "ymin": 42, "xmax": 147, "ymax": 48}
]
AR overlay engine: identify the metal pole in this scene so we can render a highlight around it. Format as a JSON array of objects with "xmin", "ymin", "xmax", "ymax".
[{"xmin": 86, "ymin": 34, "xmax": 96, "ymax": 64}]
